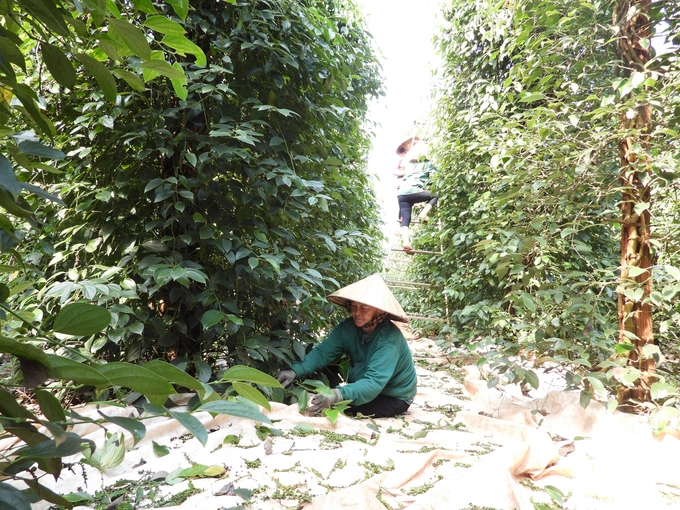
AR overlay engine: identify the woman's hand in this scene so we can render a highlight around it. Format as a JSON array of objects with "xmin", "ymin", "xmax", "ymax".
[
  {"xmin": 307, "ymin": 388, "xmax": 342, "ymax": 413},
  {"xmin": 274, "ymin": 369, "xmax": 296, "ymax": 388}
]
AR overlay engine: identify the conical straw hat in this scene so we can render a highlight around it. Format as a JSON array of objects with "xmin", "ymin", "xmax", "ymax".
[
  {"xmin": 396, "ymin": 136, "xmax": 420, "ymax": 156},
  {"xmin": 327, "ymin": 273, "xmax": 409, "ymax": 323}
]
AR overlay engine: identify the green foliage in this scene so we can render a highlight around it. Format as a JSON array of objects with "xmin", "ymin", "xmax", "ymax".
[
  {"xmin": 0, "ymin": 1, "xmax": 385, "ymax": 508},
  {"xmin": 20, "ymin": 0, "xmax": 384, "ymax": 371},
  {"xmin": 423, "ymin": 0, "xmax": 680, "ymax": 401}
]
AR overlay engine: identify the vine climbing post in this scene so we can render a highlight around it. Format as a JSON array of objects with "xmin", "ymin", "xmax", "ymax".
[{"xmin": 614, "ymin": 0, "xmax": 655, "ymax": 405}]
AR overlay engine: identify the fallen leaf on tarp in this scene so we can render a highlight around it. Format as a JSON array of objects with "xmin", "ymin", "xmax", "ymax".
[
  {"xmin": 178, "ymin": 464, "xmax": 226, "ymax": 479},
  {"xmin": 215, "ymin": 482, "xmax": 235, "ymax": 496},
  {"xmin": 263, "ymin": 437, "xmax": 273, "ymax": 455},
  {"xmin": 558, "ymin": 441, "xmax": 575, "ymax": 456}
]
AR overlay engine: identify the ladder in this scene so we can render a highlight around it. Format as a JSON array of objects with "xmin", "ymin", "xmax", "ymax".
[{"xmin": 382, "ymin": 218, "xmax": 449, "ymax": 324}]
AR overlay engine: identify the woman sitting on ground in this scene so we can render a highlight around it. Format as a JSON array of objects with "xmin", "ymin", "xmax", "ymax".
[{"xmin": 275, "ymin": 274, "xmax": 417, "ymax": 418}]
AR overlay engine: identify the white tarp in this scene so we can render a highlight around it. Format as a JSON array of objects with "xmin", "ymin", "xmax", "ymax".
[{"xmin": 7, "ymin": 336, "xmax": 680, "ymax": 509}]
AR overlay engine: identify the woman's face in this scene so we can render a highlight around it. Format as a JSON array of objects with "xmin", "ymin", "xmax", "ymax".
[{"xmin": 349, "ymin": 302, "xmax": 380, "ymax": 328}]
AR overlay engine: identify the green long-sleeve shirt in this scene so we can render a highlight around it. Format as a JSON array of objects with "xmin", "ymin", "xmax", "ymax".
[{"xmin": 291, "ymin": 318, "xmax": 417, "ymax": 406}]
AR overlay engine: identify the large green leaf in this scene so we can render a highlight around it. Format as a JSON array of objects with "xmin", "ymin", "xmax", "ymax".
[
  {"xmin": 161, "ymin": 35, "xmax": 206, "ymax": 67},
  {"xmin": 96, "ymin": 362, "xmax": 176, "ymax": 396},
  {"xmin": 139, "ymin": 59, "xmax": 185, "ymax": 79},
  {"xmin": 0, "ymin": 154, "xmax": 21, "ymax": 195},
  {"xmin": 197, "ymin": 401, "xmax": 271, "ymax": 423},
  {"xmin": 167, "ymin": 410, "xmax": 207, "ymax": 445},
  {"xmin": 18, "ymin": 140, "xmax": 65, "ymax": 160},
  {"xmin": 75, "ymin": 53, "xmax": 117, "ymax": 103},
  {"xmin": 0, "ymin": 36, "xmax": 26, "ymax": 71},
  {"xmin": 0, "ymin": 388, "xmax": 37, "ymax": 420},
  {"xmin": 112, "ymin": 69, "xmax": 146, "ymax": 92},
  {"xmin": 98, "ymin": 411, "xmax": 146, "ymax": 445},
  {"xmin": 40, "ymin": 43, "xmax": 76, "ymax": 89},
  {"xmin": 14, "ymin": 433, "xmax": 87, "ymax": 458},
  {"xmin": 18, "ymin": 0, "xmax": 70, "ymax": 37},
  {"xmin": 108, "ymin": 18, "xmax": 152, "ymax": 60},
  {"xmin": 52, "ymin": 303, "xmax": 111, "ymax": 336},
  {"xmin": 13, "ymin": 83, "xmax": 55, "ymax": 135},
  {"xmin": 22, "ymin": 479, "xmax": 72, "ymax": 509},
  {"xmin": 0, "ymin": 483, "xmax": 31, "ymax": 510},
  {"xmin": 143, "ymin": 359, "xmax": 203, "ymax": 392},
  {"xmin": 0, "ymin": 336, "xmax": 49, "ymax": 369},
  {"xmin": 231, "ymin": 381, "xmax": 271, "ymax": 411},
  {"xmin": 46, "ymin": 354, "xmax": 112, "ymax": 387},
  {"xmin": 165, "ymin": 0, "xmax": 188, "ymax": 20},
  {"xmin": 220, "ymin": 365, "xmax": 282, "ymax": 388},
  {"xmin": 201, "ymin": 310, "xmax": 224, "ymax": 329},
  {"xmin": 144, "ymin": 16, "xmax": 186, "ymax": 35},
  {"xmin": 0, "ymin": 189, "xmax": 33, "ymax": 217},
  {"xmin": 34, "ymin": 390, "xmax": 66, "ymax": 425}
]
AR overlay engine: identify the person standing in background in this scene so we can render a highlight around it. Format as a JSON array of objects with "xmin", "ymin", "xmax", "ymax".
[{"xmin": 395, "ymin": 138, "xmax": 438, "ymax": 252}]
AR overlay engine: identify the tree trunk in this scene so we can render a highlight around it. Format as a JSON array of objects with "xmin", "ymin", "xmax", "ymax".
[{"xmin": 614, "ymin": 0, "xmax": 655, "ymax": 406}]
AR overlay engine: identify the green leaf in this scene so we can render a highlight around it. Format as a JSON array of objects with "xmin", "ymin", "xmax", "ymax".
[
  {"xmin": 0, "ymin": 36, "xmax": 26, "ymax": 71},
  {"xmin": 586, "ymin": 376, "xmax": 605, "ymax": 395},
  {"xmin": 220, "ymin": 366, "xmax": 282, "ymax": 388},
  {"xmin": 197, "ymin": 401, "xmax": 271, "ymax": 423},
  {"xmin": 165, "ymin": 0, "xmax": 189, "ymax": 20},
  {"xmin": 0, "ymin": 482, "xmax": 31, "ymax": 510},
  {"xmin": 626, "ymin": 265, "xmax": 648, "ymax": 278},
  {"xmin": 324, "ymin": 408, "xmax": 340, "ymax": 423},
  {"xmin": 650, "ymin": 382, "xmax": 677, "ymax": 400},
  {"xmin": 53, "ymin": 303, "xmax": 111, "ymax": 336},
  {"xmin": 20, "ymin": 182, "xmax": 65, "ymax": 206},
  {"xmin": 0, "ymin": 154, "xmax": 21, "ymax": 195},
  {"xmin": 129, "ymin": 0, "xmax": 157, "ymax": 14},
  {"xmin": 201, "ymin": 310, "xmax": 224, "ymax": 329},
  {"xmin": 0, "ymin": 188, "xmax": 33, "ymax": 217},
  {"xmin": 0, "ymin": 388, "xmax": 37, "ymax": 419},
  {"xmin": 167, "ymin": 410, "xmax": 207, "ymax": 445},
  {"xmin": 75, "ymin": 53, "xmax": 118, "ymax": 103},
  {"xmin": 40, "ymin": 43, "xmax": 76, "ymax": 89},
  {"xmin": 34, "ymin": 390, "xmax": 66, "ymax": 424},
  {"xmin": 0, "ymin": 336, "xmax": 49, "ymax": 370},
  {"xmin": 666, "ymin": 265, "xmax": 680, "ymax": 280},
  {"xmin": 231, "ymin": 381, "xmax": 271, "ymax": 411},
  {"xmin": 18, "ymin": 141, "xmax": 65, "ymax": 159},
  {"xmin": 226, "ymin": 314, "xmax": 244, "ymax": 326},
  {"xmin": 544, "ymin": 485, "xmax": 565, "ymax": 505},
  {"xmin": 143, "ymin": 360, "xmax": 203, "ymax": 392},
  {"xmin": 139, "ymin": 59, "xmax": 185, "ymax": 79},
  {"xmin": 19, "ymin": 0, "xmax": 70, "ymax": 37},
  {"xmin": 46, "ymin": 355, "xmax": 112, "ymax": 387},
  {"xmin": 23, "ymin": 479, "xmax": 72, "ymax": 508},
  {"xmin": 170, "ymin": 61, "xmax": 188, "ymax": 100},
  {"xmin": 152, "ymin": 440, "xmax": 170, "ymax": 456},
  {"xmin": 15, "ymin": 432, "xmax": 87, "ymax": 458},
  {"xmin": 83, "ymin": 432, "xmax": 125, "ymax": 471},
  {"xmin": 112, "ymin": 69, "xmax": 146, "ymax": 92},
  {"xmin": 193, "ymin": 360, "xmax": 212, "ymax": 383},
  {"xmin": 519, "ymin": 92, "xmax": 545, "ymax": 103},
  {"xmin": 614, "ymin": 342, "xmax": 636, "ymax": 354},
  {"xmin": 96, "ymin": 362, "xmax": 176, "ymax": 397},
  {"xmin": 524, "ymin": 370, "xmax": 539, "ymax": 389},
  {"xmin": 98, "ymin": 411, "xmax": 146, "ymax": 445},
  {"xmin": 108, "ymin": 18, "xmax": 151, "ymax": 60},
  {"xmin": 579, "ymin": 390, "xmax": 592, "ymax": 409},
  {"xmin": 14, "ymin": 85, "xmax": 54, "ymax": 135},
  {"xmin": 144, "ymin": 16, "xmax": 186, "ymax": 35},
  {"xmin": 161, "ymin": 35, "xmax": 207, "ymax": 67}
]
